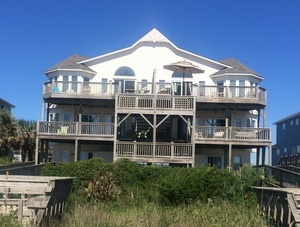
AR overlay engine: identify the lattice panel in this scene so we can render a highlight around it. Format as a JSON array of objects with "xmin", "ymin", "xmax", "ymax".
[
  {"xmin": 175, "ymin": 97, "xmax": 192, "ymax": 109},
  {"xmin": 118, "ymin": 96, "xmax": 136, "ymax": 108}
]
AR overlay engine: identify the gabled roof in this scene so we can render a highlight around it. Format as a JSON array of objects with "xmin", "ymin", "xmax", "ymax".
[
  {"xmin": 45, "ymin": 54, "xmax": 96, "ymax": 74},
  {"xmin": 273, "ymin": 112, "xmax": 300, "ymax": 125},
  {"xmin": 0, "ymin": 98, "xmax": 15, "ymax": 108},
  {"xmin": 79, "ymin": 28, "xmax": 228, "ymax": 68},
  {"xmin": 136, "ymin": 28, "xmax": 171, "ymax": 43},
  {"xmin": 211, "ymin": 58, "xmax": 263, "ymax": 79}
]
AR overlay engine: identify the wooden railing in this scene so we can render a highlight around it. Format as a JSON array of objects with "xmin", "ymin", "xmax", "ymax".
[
  {"xmin": 0, "ymin": 175, "xmax": 74, "ymax": 226},
  {"xmin": 253, "ymin": 187, "xmax": 300, "ymax": 227},
  {"xmin": 37, "ymin": 121, "xmax": 114, "ymax": 137},
  {"xmin": 195, "ymin": 126, "xmax": 271, "ymax": 141},
  {"xmin": 116, "ymin": 142, "xmax": 193, "ymax": 159},
  {"xmin": 44, "ymin": 81, "xmax": 119, "ymax": 97},
  {"xmin": 117, "ymin": 94, "xmax": 194, "ymax": 110},
  {"xmin": 43, "ymin": 81, "xmax": 266, "ymax": 104},
  {"xmin": 197, "ymin": 85, "xmax": 266, "ymax": 101}
]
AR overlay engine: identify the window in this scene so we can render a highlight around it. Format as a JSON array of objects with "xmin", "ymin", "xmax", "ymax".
[
  {"xmin": 62, "ymin": 75, "xmax": 69, "ymax": 92},
  {"xmin": 247, "ymin": 118, "xmax": 256, "ymax": 128},
  {"xmin": 207, "ymin": 156, "xmax": 222, "ymax": 169},
  {"xmin": 235, "ymin": 118, "xmax": 243, "ymax": 127},
  {"xmin": 84, "ymin": 77, "xmax": 90, "ymax": 82},
  {"xmin": 239, "ymin": 80, "xmax": 245, "ymax": 97},
  {"xmin": 277, "ymin": 149, "xmax": 280, "ymax": 156},
  {"xmin": 290, "ymin": 120, "xmax": 294, "ymax": 129},
  {"xmin": 284, "ymin": 147, "xmax": 287, "ymax": 154},
  {"xmin": 114, "ymin": 66, "xmax": 135, "ymax": 76},
  {"xmin": 296, "ymin": 119, "xmax": 299, "ymax": 131},
  {"xmin": 217, "ymin": 81, "xmax": 224, "ymax": 96},
  {"xmin": 102, "ymin": 78, "xmax": 108, "ymax": 93},
  {"xmin": 230, "ymin": 80, "xmax": 236, "ymax": 97},
  {"xmin": 233, "ymin": 156, "xmax": 242, "ymax": 170},
  {"xmin": 297, "ymin": 145, "xmax": 300, "ymax": 154},
  {"xmin": 141, "ymin": 79, "xmax": 148, "ymax": 91},
  {"xmin": 60, "ymin": 150, "xmax": 69, "ymax": 162},
  {"xmin": 282, "ymin": 123, "xmax": 286, "ymax": 134},
  {"xmin": 63, "ymin": 113, "xmax": 70, "ymax": 122},
  {"xmin": 72, "ymin": 76, "xmax": 78, "ymax": 92},
  {"xmin": 199, "ymin": 81, "xmax": 205, "ymax": 96}
]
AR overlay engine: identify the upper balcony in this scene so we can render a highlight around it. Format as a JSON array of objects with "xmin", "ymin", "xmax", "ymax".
[
  {"xmin": 43, "ymin": 81, "xmax": 266, "ymax": 107},
  {"xmin": 43, "ymin": 81, "xmax": 119, "ymax": 100}
]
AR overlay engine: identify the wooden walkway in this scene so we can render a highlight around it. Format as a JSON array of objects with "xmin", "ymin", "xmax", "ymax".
[{"xmin": 0, "ymin": 175, "xmax": 74, "ymax": 226}]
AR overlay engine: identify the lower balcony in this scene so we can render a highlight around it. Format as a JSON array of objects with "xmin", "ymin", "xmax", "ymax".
[
  {"xmin": 195, "ymin": 126, "xmax": 271, "ymax": 145},
  {"xmin": 37, "ymin": 121, "xmax": 114, "ymax": 140},
  {"xmin": 115, "ymin": 141, "xmax": 193, "ymax": 163}
]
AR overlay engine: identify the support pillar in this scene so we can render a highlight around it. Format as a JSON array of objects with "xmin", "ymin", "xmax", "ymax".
[
  {"xmin": 228, "ymin": 144, "xmax": 232, "ymax": 170},
  {"xmin": 269, "ymin": 145, "xmax": 272, "ymax": 166},
  {"xmin": 74, "ymin": 139, "xmax": 78, "ymax": 162},
  {"xmin": 256, "ymin": 147, "xmax": 260, "ymax": 166},
  {"xmin": 35, "ymin": 137, "xmax": 40, "ymax": 164},
  {"xmin": 45, "ymin": 141, "xmax": 49, "ymax": 163},
  {"xmin": 39, "ymin": 139, "xmax": 45, "ymax": 163},
  {"xmin": 261, "ymin": 147, "xmax": 266, "ymax": 165}
]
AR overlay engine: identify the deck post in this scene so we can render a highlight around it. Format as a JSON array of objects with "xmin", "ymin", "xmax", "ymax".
[
  {"xmin": 35, "ymin": 137, "xmax": 40, "ymax": 164},
  {"xmin": 262, "ymin": 147, "xmax": 266, "ymax": 165},
  {"xmin": 74, "ymin": 139, "xmax": 78, "ymax": 162},
  {"xmin": 256, "ymin": 147, "xmax": 260, "ymax": 166},
  {"xmin": 228, "ymin": 143, "xmax": 232, "ymax": 170},
  {"xmin": 268, "ymin": 145, "xmax": 272, "ymax": 166}
]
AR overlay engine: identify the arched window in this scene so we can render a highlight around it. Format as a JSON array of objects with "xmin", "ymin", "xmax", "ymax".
[{"xmin": 114, "ymin": 66, "xmax": 135, "ymax": 76}]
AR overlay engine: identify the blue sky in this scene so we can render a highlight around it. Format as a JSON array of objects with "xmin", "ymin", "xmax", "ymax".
[{"xmin": 1, "ymin": 0, "xmax": 299, "ymax": 147}]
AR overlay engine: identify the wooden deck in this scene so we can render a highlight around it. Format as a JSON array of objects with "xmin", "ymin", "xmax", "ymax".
[
  {"xmin": 195, "ymin": 126, "xmax": 271, "ymax": 145},
  {"xmin": 37, "ymin": 121, "xmax": 115, "ymax": 140},
  {"xmin": 115, "ymin": 141, "xmax": 193, "ymax": 164},
  {"xmin": 0, "ymin": 175, "xmax": 74, "ymax": 226},
  {"xmin": 43, "ymin": 81, "xmax": 266, "ymax": 106}
]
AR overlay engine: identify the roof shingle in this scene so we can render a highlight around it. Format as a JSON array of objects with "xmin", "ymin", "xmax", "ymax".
[
  {"xmin": 212, "ymin": 58, "xmax": 262, "ymax": 78},
  {"xmin": 45, "ymin": 54, "xmax": 96, "ymax": 74}
]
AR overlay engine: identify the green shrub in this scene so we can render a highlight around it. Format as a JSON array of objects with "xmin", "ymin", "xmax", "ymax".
[
  {"xmin": 0, "ymin": 213, "xmax": 22, "ymax": 227},
  {"xmin": 85, "ymin": 171, "xmax": 121, "ymax": 202},
  {"xmin": 41, "ymin": 159, "xmax": 268, "ymax": 207}
]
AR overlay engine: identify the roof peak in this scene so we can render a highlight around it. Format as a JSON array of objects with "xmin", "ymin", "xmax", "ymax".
[{"xmin": 137, "ymin": 28, "xmax": 171, "ymax": 43}]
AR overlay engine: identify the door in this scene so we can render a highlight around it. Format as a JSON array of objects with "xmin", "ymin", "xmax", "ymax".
[{"xmin": 207, "ymin": 156, "xmax": 223, "ymax": 169}]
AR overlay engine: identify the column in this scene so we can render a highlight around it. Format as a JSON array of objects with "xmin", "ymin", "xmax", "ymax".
[{"xmin": 228, "ymin": 144, "xmax": 232, "ymax": 170}]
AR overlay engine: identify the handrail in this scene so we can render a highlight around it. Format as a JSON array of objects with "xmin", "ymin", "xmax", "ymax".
[
  {"xmin": 256, "ymin": 165, "xmax": 300, "ymax": 188},
  {"xmin": 43, "ymin": 81, "xmax": 266, "ymax": 104},
  {"xmin": 195, "ymin": 126, "xmax": 271, "ymax": 141},
  {"xmin": 253, "ymin": 186, "xmax": 300, "ymax": 227}
]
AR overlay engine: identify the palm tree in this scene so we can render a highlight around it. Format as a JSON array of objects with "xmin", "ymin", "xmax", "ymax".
[
  {"xmin": 17, "ymin": 119, "xmax": 36, "ymax": 162},
  {"xmin": 0, "ymin": 110, "xmax": 19, "ymax": 159}
]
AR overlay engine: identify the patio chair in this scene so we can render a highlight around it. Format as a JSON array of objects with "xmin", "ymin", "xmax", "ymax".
[{"xmin": 57, "ymin": 126, "xmax": 69, "ymax": 135}]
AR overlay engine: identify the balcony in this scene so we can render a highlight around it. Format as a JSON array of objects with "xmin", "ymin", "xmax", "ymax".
[
  {"xmin": 195, "ymin": 126, "xmax": 271, "ymax": 145},
  {"xmin": 43, "ymin": 81, "xmax": 119, "ymax": 99},
  {"xmin": 115, "ymin": 141, "xmax": 193, "ymax": 163},
  {"xmin": 196, "ymin": 85, "xmax": 266, "ymax": 105},
  {"xmin": 37, "ymin": 121, "xmax": 114, "ymax": 141},
  {"xmin": 43, "ymin": 81, "xmax": 266, "ymax": 106},
  {"xmin": 117, "ymin": 94, "xmax": 195, "ymax": 114}
]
